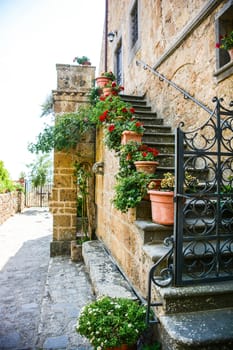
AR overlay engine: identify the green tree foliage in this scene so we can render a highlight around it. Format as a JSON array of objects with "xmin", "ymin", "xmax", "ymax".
[
  {"xmin": 40, "ymin": 94, "xmax": 54, "ymax": 117},
  {"xmin": 27, "ymin": 154, "xmax": 52, "ymax": 188},
  {"xmin": 0, "ymin": 161, "xmax": 16, "ymax": 193},
  {"xmin": 28, "ymin": 106, "xmax": 93, "ymax": 154}
]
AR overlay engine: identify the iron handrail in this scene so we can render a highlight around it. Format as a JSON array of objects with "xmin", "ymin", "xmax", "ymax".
[{"xmin": 136, "ymin": 59, "xmax": 214, "ymax": 116}]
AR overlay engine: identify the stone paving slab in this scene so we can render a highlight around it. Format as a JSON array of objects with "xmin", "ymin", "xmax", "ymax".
[
  {"xmin": 36, "ymin": 257, "xmax": 94, "ymax": 350},
  {"xmin": 0, "ymin": 208, "xmax": 95, "ymax": 350},
  {"xmin": 0, "ymin": 208, "xmax": 52, "ymax": 349}
]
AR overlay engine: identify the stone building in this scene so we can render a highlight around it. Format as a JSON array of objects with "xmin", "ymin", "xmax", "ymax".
[{"xmin": 51, "ymin": 1, "xmax": 233, "ymax": 348}]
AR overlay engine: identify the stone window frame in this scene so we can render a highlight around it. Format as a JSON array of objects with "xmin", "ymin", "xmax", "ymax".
[
  {"xmin": 128, "ymin": 0, "xmax": 141, "ymax": 63},
  {"xmin": 214, "ymin": 0, "xmax": 233, "ymax": 82}
]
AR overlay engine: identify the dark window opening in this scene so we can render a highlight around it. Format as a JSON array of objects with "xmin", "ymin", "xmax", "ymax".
[
  {"xmin": 215, "ymin": 1, "xmax": 233, "ymax": 69},
  {"xmin": 116, "ymin": 42, "xmax": 123, "ymax": 85},
  {"xmin": 131, "ymin": 0, "xmax": 138, "ymax": 48}
]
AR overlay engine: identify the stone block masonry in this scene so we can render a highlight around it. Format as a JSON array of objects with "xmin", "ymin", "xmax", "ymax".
[
  {"xmin": 50, "ymin": 64, "xmax": 95, "ymax": 256},
  {"xmin": 0, "ymin": 191, "xmax": 24, "ymax": 224}
]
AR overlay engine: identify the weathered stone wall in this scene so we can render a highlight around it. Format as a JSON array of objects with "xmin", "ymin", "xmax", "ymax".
[
  {"xmin": 105, "ymin": 0, "xmax": 232, "ymax": 131},
  {"xmin": 50, "ymin": 64, "xmax": 96, "ymax": 256},
  {"xmin": 95, "ymin": 0, "xmax": 233, "ymax": 295},
  {"xmin": 0, "ymin": 191, "xmax": 24, "ymax": 225}
]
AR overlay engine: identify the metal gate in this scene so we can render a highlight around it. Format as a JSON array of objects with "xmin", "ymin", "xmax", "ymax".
[
  {"xmin": 175, "ymin": 97, "xmax": 233, "ymax": 285},
  {"xmin": 25, "ymin": 181, "xmax": 52, "ymax": 207}
]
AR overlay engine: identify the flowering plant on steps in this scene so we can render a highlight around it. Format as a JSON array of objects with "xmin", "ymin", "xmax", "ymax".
[{"xmin": 76, "ymin": 296, "xmax": 148, "ymax": 349}]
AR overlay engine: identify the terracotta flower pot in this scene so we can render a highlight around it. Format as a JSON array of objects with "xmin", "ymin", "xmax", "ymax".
[
  {"xmin": 96, "ymin": 76, "xmax": 112, "ymax": 87},
  {"xmin": 103, "ymin": 87, "xmax": 114, "ymax": 96},
  {"xmin": 134, "ymin": 161, "xmax": 159, "ymax": 174},
  {"xmin": 121, "ymin": 130, "xmax": 143, "ymax": 145},
  {"xmin": 148, "ymin": 190, "xmax": 174, "ymax": 225},
  {"xmin": 228, "ymin": 49, "xmax": 233, "ymax": 61},
  {"xmin": 106, "ymin": 344, "xmax": 137, "ymax": 350}
]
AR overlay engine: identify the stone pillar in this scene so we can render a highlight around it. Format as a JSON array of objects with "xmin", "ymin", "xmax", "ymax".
[{"xmin": 50, "ymin": 64, "xmax": 95, "ymax": 256}]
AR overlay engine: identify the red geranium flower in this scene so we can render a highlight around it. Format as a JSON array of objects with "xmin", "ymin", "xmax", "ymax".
[
  {"xmin": 108, "ymin": 124, "xmax": 115, "ymax": 132},
  {"xmin": 121, "ymin": 108, "xmax": 128, "ymax": 113},
  {"xmin": 135, "ymin": 121, "xmax": 142, "ymax": 127},
  {"xmin": 129, "ymin": 107, "xmax": 135, "ymax": 113}
]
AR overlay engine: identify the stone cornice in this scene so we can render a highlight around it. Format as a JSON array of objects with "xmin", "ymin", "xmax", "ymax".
[{"xmin": 52, "ymin": 89, "xmax": 89, "ymax": 97}]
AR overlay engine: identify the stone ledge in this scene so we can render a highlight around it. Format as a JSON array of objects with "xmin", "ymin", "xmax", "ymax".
[
  {"xmin": 82, "ymin": 240, "xmax": 136, "ymax": 299},
  {"xmin": 159, "ymin": 308, "xmax": 233, "ymax": 350}
]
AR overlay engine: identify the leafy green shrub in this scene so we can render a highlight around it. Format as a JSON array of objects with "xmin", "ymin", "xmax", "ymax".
[
  {"xmin": 76, "ymin": 296, "xmax": 147, "ymax": 349},
  {"xmin": 0, "ymin": 161, "xmax": 16, "ymax": 193}
]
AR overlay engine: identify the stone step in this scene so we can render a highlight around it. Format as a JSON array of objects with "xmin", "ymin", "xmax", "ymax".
[
  {"xmin": 135, "ymin": 110, "xmax": 158, "ymax": 118},
  {"xmin": 82, "ymin": 240, "xmax": 137, "ymax": 299},
  {"xmin": 144, "ymin": 124, "xmax": 172, "ymax": 133},
  {"xmin": 143, "ymin": 132, "xmax": 175, "ymax": 143},
  {"xmin": 138, "ymin": 116, "xmax": 164, "ymax": 126},
  {"xmin": 158, "ymin": 307, "xmax": 233, "ymax": 350},
  {"xmin": 121, "ymin": 94, "xmax": 146, "ymax": 103},
  {"xmin": 143, "ymin": 241, "xmax": 233, "ymax": 313},
  {"xmin": 135, "ymin": 220, "xmax": 173, "ymax": 244}
]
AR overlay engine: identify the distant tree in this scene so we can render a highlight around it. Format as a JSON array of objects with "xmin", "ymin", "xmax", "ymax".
[
  {"xmin": 40, "ymin": 94, "xmax": 54, "ymax": 117},
  {"xmin": 27, "ymin": 154, "xmax": 52, "ymax": 188},
  {"xmin": 0, "ymin": 160, "xmax": 16, "ymax": 193}
]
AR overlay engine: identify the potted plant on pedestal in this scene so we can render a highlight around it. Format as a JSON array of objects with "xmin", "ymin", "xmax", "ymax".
[
  {"xmin": 76, "ymin": 296, "xmax": 148, "ymax": 350},
  {"xmin": 73, "ymin": 56, "xmax": 91, "ymax": 65},
  {"xmin": 216, "ymin": 30, "xmax": 233, "ymax": 61}
]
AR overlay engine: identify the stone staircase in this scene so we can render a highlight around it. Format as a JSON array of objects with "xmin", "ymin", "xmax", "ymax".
[{"xmin": 120, "ymin": 94, "xmax": 233, "ymax": 349}]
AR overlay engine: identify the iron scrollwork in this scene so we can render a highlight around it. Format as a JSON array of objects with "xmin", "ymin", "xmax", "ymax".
[{"xmin": 176, "ymin": 97, "xmax": 233, "ymax": 285}]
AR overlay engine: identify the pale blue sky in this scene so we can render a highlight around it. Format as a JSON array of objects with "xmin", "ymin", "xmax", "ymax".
[{"xmin": 0, "ymin": 0, "xmax": 105, "ymax": 179}]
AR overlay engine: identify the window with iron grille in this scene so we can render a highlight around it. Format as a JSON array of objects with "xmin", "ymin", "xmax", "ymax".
[
  {"xmin": 214, "ymin": 0, "xmax": 233, "ymax": 81},
  {"xmin": 131, "ymin": 0, "xmax": 138, "ymax": 48}
]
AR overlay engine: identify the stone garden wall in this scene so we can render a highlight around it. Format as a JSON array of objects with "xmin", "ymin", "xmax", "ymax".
[{"xmin": 0, "ymin": 191, "xmax": 24, "ymax": 225}]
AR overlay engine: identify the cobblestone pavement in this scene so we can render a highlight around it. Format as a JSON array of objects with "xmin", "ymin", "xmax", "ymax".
[{"xmin": 0, "ymin": 208, "xmax": 94, "ymax": 350}]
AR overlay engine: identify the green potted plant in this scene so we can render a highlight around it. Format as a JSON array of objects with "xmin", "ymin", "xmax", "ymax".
[
  {"xmin": 148, "ymin": 172, "xmax": 198, "ymax": 225},
  {"xmin": 96, "ymin": 71, "xmax": 116, "ymax": 87},
  {"xmin": 90, "ymin": 95, "xmax": 141, "ymax": 152},
  {"xmin": 76, "ymin": 296, "xmax": 148, "ymax": 349},
  {"xmin": 102, "ymin": 81, "xmax": 125, "ymax": 97},
  {"xmin": 120, "ymin": 142, "xmax": 159, "ymax": 174},
  {"xmin": 73, "ymin": 55, "xmax": 91, "ymax": 65},
  {"xmin": 113, "ymin": 171, "xmax": 152, "ymax": 213},
  {"xmin": 216, "ymin": 30, "xmax": 233, "ymax": 60},
  {"xmin": 121, "ymin": 119, "xmax": 145, "ymax": 144},
  {"xmin": 148, "ymin": 172, "xmax": 175, "ymax": 225}
]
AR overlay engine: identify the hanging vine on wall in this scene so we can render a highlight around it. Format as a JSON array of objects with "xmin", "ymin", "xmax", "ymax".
[
  {"xmin": 28, "ymin": 105, "xmax": 94, "ymax": 154},
  {"xmin": 74, "ymin": 161, "xmax": 92, "ymax": 239}
]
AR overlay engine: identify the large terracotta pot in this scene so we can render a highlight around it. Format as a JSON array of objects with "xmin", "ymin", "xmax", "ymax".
[
  {"xmin": 228, "ymin": 49, "xmax": 233, "ymax": 61},
  {"xmin": 134, "ymin": 161, "xmax": 159, "ymax": 174},
  {"xmin": 103, "ymin": 87, "xmax": 114, "ymax": 96},
  {"xmin": 106, "ymin": 344, "xmax": 137, "ymax": 350},
  {"xmin": 148, "ymin": 190, "xmax": 174, "ymax": 225},
  {"xmin": 96, "ymin": 76, "xmax": 112, "ymax": 87},
  {"xmin": 121, "ymin": 130, "xmax": 143, "ymax": 145}
]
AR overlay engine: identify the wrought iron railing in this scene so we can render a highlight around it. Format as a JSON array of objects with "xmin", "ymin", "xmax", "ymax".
[
  {"xmin": 137, "ymin": 60, "xmax": 233, "ymax": 323},
  {"xmin": 136, "ymin": 60, "xmax": 214, "ymax": 115}
]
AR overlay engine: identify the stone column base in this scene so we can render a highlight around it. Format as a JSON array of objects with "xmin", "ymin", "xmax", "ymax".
[{"xmin": 50, "ymin": 241, "xmax": 71, "ymax": 257}]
